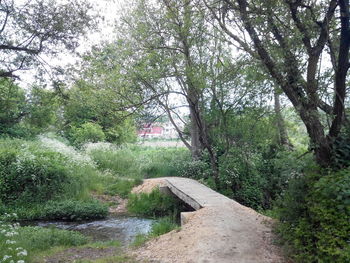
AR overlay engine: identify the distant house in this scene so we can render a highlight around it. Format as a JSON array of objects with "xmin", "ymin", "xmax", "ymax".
[
  {"xmin": 137, "ymin": 121, "xmax": 184, "ymax": 139},
  {"xmin": 137, "ymin": 123, "xmax": 164, "ymax": 138}
]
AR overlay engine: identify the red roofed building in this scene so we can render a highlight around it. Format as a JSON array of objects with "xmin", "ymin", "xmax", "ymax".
[{"xmin": 137, "ymin": 123, "xmax": 164, "ymax": 138}]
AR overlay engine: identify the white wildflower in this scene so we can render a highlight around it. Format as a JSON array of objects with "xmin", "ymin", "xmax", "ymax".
[
  {"xmin": 83, "ymin": 142, "xmax": 116, "ymax": 154},
  {"xmin": 38, "ymin": 135, "xmax": 96, "ymax": 167},
  {"xmin": 16, "ymin": 250, "xmax": 27, "ymax": 257},
  {"xmin": 2, "ymin": 255, "xmax": 12, "ymax": 261}
]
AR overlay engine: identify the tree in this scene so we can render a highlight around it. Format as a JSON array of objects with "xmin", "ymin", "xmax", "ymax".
[
  {"xmin": 62, "ymin": 46, "xmax": 139, "ymax": 144},
  {"xmin": 0, "ymin": 0, "xmax": 95, "ymax": 78},
  {"xmin": 0, "ymin": 78, "xmax": 26, "ymax": 133},
  {"xmin": 205, "ymin": 0, "xmax": 350, "ymax": 167}
]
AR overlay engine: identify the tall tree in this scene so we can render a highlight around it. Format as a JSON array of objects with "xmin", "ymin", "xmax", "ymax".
[
  {"xmin": 118, "ymin": 0, "xmax": 242, "ymax": 181},
  {"xmin": 0, "ymin": 0, "xmax": 95, "ymax": 79},
  {"xmin": 205, "ymin": 0, "xmax": 350, "ymax": 167}
]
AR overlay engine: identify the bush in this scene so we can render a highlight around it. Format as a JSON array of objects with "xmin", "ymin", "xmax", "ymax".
[
  {"xmin": 127, "ymin": 188, "xmax": 183, "ymax": 218},
  {"xmin": 217, "ymin": 148, "xmax": 266, "ymax": 209},
  {"xmin": 70, "ymin": 122, "xmax": 106, "ymax": 146},
  {"xmin": 0, "ymin": 140, "xmax": 70, "ymax": 204},
  {"xmin": 1, "ymin": 200, "xmax": 108, "ymax": 221},
  {"xmin": 276, "ymin": 168, "xmax": 350, "ymax": 262},
  {"xmin": 40, "ymin": 200, "xmax": 108, "ymax": 221}
]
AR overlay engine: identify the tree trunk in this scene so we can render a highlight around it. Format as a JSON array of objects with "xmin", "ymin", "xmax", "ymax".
[
  {"xmin": 274, "ymin": 90, "xmax": 292, "ymax": 148},
  {"xmin": 299, "ymin": 106, "xmax": 332, "ymax": 167},
  {"xmin": 188, "ymin": 98, "xmax": 202, "ymax": 159}
]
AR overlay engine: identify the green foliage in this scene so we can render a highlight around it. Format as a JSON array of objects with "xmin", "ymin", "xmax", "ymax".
[
  {"xmin": 0, "ymin": 79, "xmax": 27, "ymax": 137},
  {"xmin": 276, "ymin": 168, "xmax": 350, "ymax": 262},
  {"xmin": 0, "ymin": 137, "xmax": 111, "ymax": 221},
  {"xmin": 104, "ymin": 178, "xmax": 142, "ymax": 198},
  {"xmin": 132, "ymin": 216, "xmax": 179, "ymax": 247},
  {"xmin": 15, "ymin": 226, "xmax": 88, "ymax": 251},
  {"xmin": 39, "ymin": 200, "xmax": 108, "ymax": 221},
  {"xmin": 132, "ymin": 233, "xmax": 150, "ymax": 248},
  {"xmin": 63, "ymin": 82, "xmax": 137, "ymax": 145},
  {"xmin": 0, "ymin": 140, "xmax": 70, "ymax": 204},
  {"xmin": 88, "ymin": 145, "xmax": 190, "ymax": 178},
  {"xmin": 217, "ymin": 148, "xmax": 266, "ymax": 210},
  {"xmin": 69, "ymin": 122, "xmax": 106, "ymax": 146},
  {"xmin": 127, "ymin": 188, "xmax": 182, "ymax": 218},
  {"xmin": 0, "ymin": 200, "xmax": 108, "ymax": 221},
  {"xmin": 105, "ymin": 118, "xmax": 137, "ymax": 145},
  {"xmin": 24, "ymin": 86, "xmax": 59, "ymax": 133},
  {"xmin": 150, "ymin": 216, "xmax": 178, "ymax": 237},
  {"xmin": 0, "ymin": 219, "xmax": 87, "ymax": 263},
  {"xmin": 89, "ymin": 146, "xmax": 140, "ymax": 177},
  {"xmin": 174, "ymin": 158, "xmax": 211, "ymax": 181}
]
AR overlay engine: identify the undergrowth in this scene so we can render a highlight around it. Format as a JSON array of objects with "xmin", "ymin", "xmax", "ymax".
[
  {"xmin": 127, "ymin": 188, "xmax": 185, "ymax": 218},
  {"xmin": 132, "ymin": 216, "xmax": 179, "ymax": 248},
  {"xmin": 276, "ymin": 167, "xmax": 350, "ymax": 262}
]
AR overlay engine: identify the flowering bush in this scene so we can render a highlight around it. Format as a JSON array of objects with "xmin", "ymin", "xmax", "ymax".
[
  {"xmin": 0, "ymin": 142, "xmax": 70, "ymax": 204},
  {"xmin": 38, "ymin": 135, "xmax": 95, "ymax": 167}
]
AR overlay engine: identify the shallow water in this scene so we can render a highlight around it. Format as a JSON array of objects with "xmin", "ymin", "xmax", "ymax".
[{"xmin": 31, "ymin": 215, "xmax": 154, "ymax": 245}]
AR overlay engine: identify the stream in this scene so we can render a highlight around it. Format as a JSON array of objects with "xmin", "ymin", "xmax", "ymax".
[{"xmin": 27, "ymin": 215, "xmax": 155, "ymax": 246}]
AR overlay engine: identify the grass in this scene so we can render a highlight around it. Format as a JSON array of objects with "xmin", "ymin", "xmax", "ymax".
[
  {"xmin": 16, "ymin": 226, "xmax": 88, "ymax": 251},
  {"xmin": 73, "ymin": 255, "xmax": 138, "ymax": 263},
  {"xmin": 127, "ymin": 188, "xmax": 184, "ymax": 218},
  {"xmin": 0, "ymin": 138, "xmax": 191, "ymax": 263},
  {"xmin": 104, "ymin": 178, "xmax": 143, "ymax": 198},
  {"xmin": 132, "ymin": 216, "xmax": 179, "ymax": 248},
  {"xmin": 1, "ymin": 199, "xmax": 108, "ymax": 221},
  {"xmin": 88, "ymin": 145, "xmax": 190, "ymax": 178},
  {"xmin": 0, "ymin": 225, "xmax": 89, "ymax": 262}
]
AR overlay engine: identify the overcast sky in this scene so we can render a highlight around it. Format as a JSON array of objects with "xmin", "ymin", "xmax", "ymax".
[{"xmin": 18, "ymin": 0, "xmax": 126, "ymax": 88}]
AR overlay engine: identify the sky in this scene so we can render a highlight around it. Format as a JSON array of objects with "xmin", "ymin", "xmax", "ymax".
[{"xmin": 17, "ymin": 0, "xmax": 126, "ymax": 88}]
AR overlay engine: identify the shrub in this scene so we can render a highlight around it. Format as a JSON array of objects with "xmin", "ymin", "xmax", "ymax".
[
  {"xmin": 127, "ymin": 188, "xmax": 183, "ymax": 218},
  {"xmin": 0, "ymin": 141, "xmax": 70, "ymax": 204},
  {"xmin": 40, "ymin": 200, "xmax": 108, "ymax": 221},
  {"xmin": 276, "ymin": 168, "xmax": 350, "ymax": 262},
  {"xmin": 0, "ymin": 200, "xmax": 108, "ymax": 221},
  {"xmin": 70, "ymin": 122, "xmax": 106, "ymax": 146},
  {"xmin": 217, "ymin": 148, "xmax": 266, "ymax": 209}
]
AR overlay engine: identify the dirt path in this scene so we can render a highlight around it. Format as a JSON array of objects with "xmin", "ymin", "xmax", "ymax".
[{"xmin": 132, "ymin": 178, "xmax": 287, "ymax": 263}]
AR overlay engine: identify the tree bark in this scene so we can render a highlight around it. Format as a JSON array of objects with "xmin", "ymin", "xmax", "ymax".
[{"xmin": 274, "ymin": 90, "xmax": 291, "ymax": 148}]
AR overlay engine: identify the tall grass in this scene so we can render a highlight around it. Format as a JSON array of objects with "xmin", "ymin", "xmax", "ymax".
[
  {"xmin": 86, "ymin": 144, "xmax": 190, "ymax": 179},
  {"xmin": 132, "ymin": 216, "xmax": 179, "ymax": 247}
]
